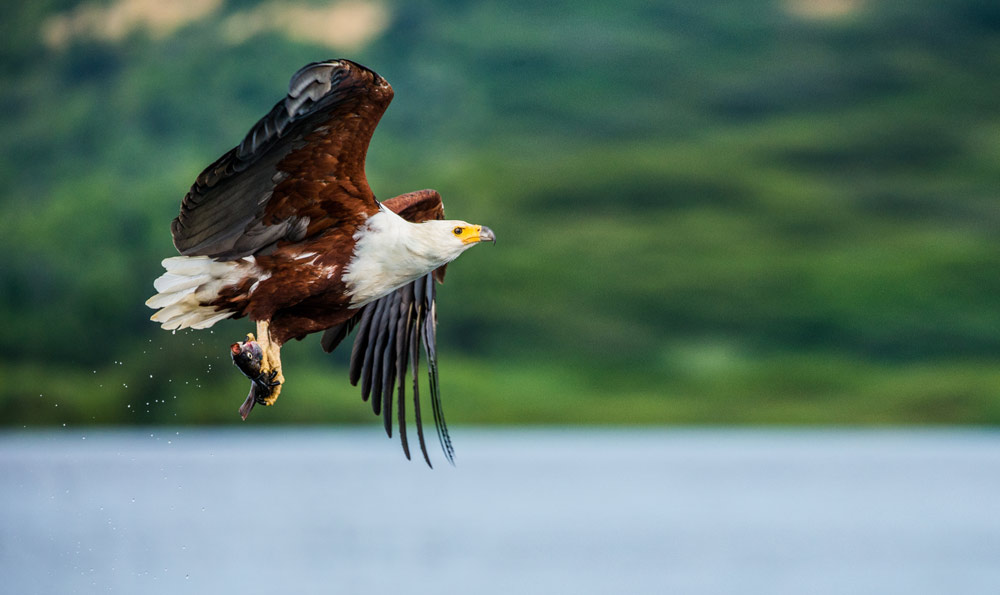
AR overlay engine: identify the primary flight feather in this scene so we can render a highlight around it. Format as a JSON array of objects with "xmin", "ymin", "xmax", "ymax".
[{"xmin": 146, "ymin": 59, "xmax": 494, "ymax": 466}]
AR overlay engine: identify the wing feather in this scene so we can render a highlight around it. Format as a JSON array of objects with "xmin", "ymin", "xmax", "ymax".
[
  {"xmin": 409, "ymin": 289, "xmax": 432, "ymax": 467},
  {"xmin": 171, "ymin": 59, "xmax": 393, "ymax": 258},
  {"xmin": 367, "ymin": 290, "xmax": 392, "ymax": 416},
  {"xmin": 348, "ymin": 301, "xmax": 376, "ymax": 382},
  {"xmin": 422, "ymin": 275, "xmax": 454, "ymax": 464},
  {"xmin": 378, "ymin": 290, "xmax": 402, "ymax": 436},
  {"xmin": 394, "ymin": 285, "xmax": 414, "ymax": 459},
  {"xmin": 359, "ymin": 296, "xmax": 388, "ymax": 404}
]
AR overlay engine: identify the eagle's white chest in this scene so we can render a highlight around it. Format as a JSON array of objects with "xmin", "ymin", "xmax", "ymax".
[{"xmin": 341, "ymin": 207, "xmax": 458, "ymax": 307}]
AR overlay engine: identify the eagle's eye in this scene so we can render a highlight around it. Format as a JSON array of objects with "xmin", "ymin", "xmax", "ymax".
[{"xmin": 453, "ymin": 227, "xmax": 463, "ymax": 236}]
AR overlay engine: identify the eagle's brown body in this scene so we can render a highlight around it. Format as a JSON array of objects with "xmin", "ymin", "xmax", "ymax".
[{"xmin": 148, "ymin": 60, "xmax": 493, "ymax": 465}]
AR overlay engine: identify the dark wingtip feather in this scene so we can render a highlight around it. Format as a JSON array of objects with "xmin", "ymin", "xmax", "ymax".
[
  {"xmin": 410, "ymin": 299, "xmax": 433, "ymax": 468},
  {"xmin": 380, "ymin": 291, "xmax": 402, "ymax": 437},
  {"xmin": 360, "ymin": 298, "xmax": 388, "ymax": 402},
  {"xmin": 349, "ymin": 305, "xmax": 376, "ymax": 386},
  {"xmin": 327, "ymin": 273, "xmax": 453, "ymax": 468},
  {"xmin": 395, "ymin": 285, "xmax": 414, "ymax": 460},
  {"xmin": 423, "ymin": 278, "xmax": 455, "ymax": 465}
]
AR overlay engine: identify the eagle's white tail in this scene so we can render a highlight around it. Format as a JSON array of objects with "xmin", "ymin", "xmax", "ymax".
[{"xmin": 146, "ymin": 256, "xmax": 253, "ymax": 331}]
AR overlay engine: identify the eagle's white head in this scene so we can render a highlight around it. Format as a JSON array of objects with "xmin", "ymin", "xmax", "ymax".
[
  {"xmin": 413, "ymin": 219, "xmax": 496, "ymax": 262},
  {"xmin": 343, "ymin": 207, "xmax": 495, "ymax": 307}
]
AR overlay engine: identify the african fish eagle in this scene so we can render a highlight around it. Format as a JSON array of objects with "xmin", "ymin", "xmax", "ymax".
[{"xmin": 145, "ymin": 60, "xmax": 494, "ymax": 466}]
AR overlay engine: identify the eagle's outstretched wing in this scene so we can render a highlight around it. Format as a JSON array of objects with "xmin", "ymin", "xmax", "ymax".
[
  {"xmin": 171, "ymin": 59, "xmax": 392, "ymax": 259},
  {"xmin": 320, "ymin": 189, "xmax": 453, "ymax": 467}
]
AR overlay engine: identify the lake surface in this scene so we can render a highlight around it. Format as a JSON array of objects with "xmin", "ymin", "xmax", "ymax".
[{"xmin": 2, "ymin": 428, "xmax": 999, "ymax": 594}]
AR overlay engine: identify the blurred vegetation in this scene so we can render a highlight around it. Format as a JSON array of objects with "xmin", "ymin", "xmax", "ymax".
[{"xmin": 2, "ymin": 0, "xmax": 999, "ymax": 427}]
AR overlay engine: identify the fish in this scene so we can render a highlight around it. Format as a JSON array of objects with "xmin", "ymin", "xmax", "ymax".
[{"xmin": 230, "ymin": 334, "xmax": 279, "ymax": 420}]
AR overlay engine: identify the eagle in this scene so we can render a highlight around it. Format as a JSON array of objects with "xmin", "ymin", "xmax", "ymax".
[{"xmin": 145, "ymin": 59, "xmax": 494, "ymax": 466}]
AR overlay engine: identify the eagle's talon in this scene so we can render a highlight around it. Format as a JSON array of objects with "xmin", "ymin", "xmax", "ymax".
[
  {"xmin": 247, "ymin": 370, "xmax": 277, "ymax": 399},
  {"xmin": 252, "ymin": 365, "xmax": 283, "ymax": 406},
  {"xmin": 252, "ymin": 386, "xmax": 271, "ymax": 405},
  {"xmin": 258, "ymin": 370, "xmax": 280, "ymax": 388}
]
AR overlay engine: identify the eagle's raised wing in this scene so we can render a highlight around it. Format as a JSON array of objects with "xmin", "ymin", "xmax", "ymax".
[
  {"xmin": 171, "ymin": 59, "xmax": 392, "ymax": 259},
  {"xmin": 320, "ymin": 189, "xmax": 453, "ymax": 467}
]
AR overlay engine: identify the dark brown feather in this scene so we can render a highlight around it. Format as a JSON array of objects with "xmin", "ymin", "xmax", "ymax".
[
  {"xmin": 171, "ymin": 59, "xmax": 391, "ymax": 259},
  {"xmin": 422, "ymin": 275, "xmax": 454, "ymax": 464},
  {"xmin": 360, "ymin": 297, "xmax": 388, "ymax": 404},
  {"xmin": 379, "ymin": 289, "xmax": 403, "ymax": 435},
  {"xmin": 409, "ymin": 290, "xmax": 432, "ymax": 467},
  {"xmin": 394, "ymin": 284, "xmax": 414, "ymax": 459},
  {"xmin": 386, "ymin": 189, "xmax": 445, "ymax": 221}
]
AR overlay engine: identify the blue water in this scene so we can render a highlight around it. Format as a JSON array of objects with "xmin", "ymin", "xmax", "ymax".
[{"xmin": 2, "ymin": 428, "xmax": 999, "ymax": 594}]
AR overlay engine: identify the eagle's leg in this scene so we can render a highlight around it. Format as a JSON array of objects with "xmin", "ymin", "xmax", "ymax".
[{"xmin": 255, "ymin": 320, "xmax": 284, "ymax": 406}]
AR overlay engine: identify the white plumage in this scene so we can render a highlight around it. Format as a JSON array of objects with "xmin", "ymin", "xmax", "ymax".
[
  {"xmin": 146, "ymin": 256, "xmax": 255, "ymax": 330},
  {"xmin": 342, "ymin": 205, "xmax": 474, "ymax": 308}
]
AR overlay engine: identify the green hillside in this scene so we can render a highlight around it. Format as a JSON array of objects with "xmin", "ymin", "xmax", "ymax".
[{"xmin": 3, "ymin": 0, "xmax": 1000, "ymax": 426}]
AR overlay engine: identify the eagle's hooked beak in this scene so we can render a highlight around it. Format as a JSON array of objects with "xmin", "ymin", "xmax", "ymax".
[{"xmin": 478, "ymin": 226, "xmax": 496, "ymax": 244}]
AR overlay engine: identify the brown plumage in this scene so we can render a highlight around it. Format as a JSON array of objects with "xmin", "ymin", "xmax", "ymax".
[{"xmin": 147, "ymin": 60, "xmax": 495, "ymax": 466}]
